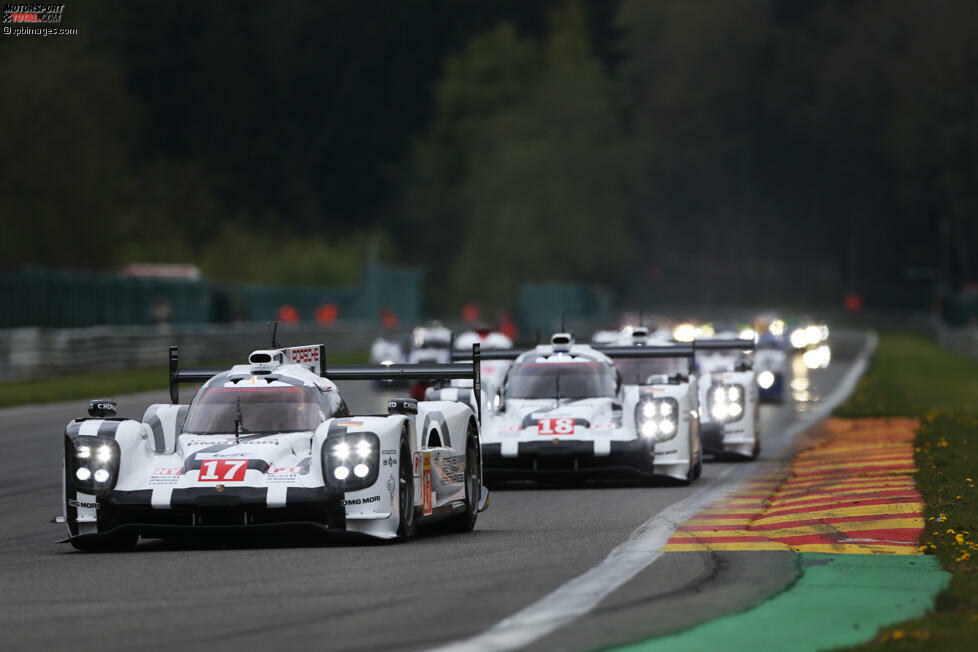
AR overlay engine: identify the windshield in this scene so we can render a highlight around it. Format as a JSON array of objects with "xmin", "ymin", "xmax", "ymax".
[
  {"xmin": 507, "ymin": 362, "xmax": 616, "ymax": 399},
  {"xmin": 183, "ymin": 386, "xmax": 324, "ymax": 434},
  {"xmin": 615, "ymin": 358, "xmax": 688, "ymax": 384}
]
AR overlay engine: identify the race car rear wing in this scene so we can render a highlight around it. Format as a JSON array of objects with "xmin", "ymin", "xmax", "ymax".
[
  {"xmin": 169, "ymin": 346, "xmax": 224, "ymax": 404},
  {"xmin": 325, "ymin": 343, "xmax": 484, "ymax": 424},
  {"xmin": 694, "ymin": 338, "xmax": 756, "ymax": 352},
  {"xmin": 591, "ymin": 344, "xmax": 696, "ymax": 373}
]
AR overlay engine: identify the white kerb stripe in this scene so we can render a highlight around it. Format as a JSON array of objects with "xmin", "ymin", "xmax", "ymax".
[{"xmin": 430, "ymin": 332, "xmax": 877, "ymax": 652}]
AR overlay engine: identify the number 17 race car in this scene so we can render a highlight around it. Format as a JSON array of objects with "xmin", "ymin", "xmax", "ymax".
[{"xmin": 56, "ymin": 343, "xmax": 489, "ymax": 551}]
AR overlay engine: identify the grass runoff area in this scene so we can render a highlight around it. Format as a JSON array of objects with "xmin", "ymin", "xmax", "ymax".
[
  {"xmin": 835, "ymin": 331, "xmax": 978, "ymax": 651},
  {"xmin": 0, "ymin": 349, "xmax": 369, "ymax": 408}
]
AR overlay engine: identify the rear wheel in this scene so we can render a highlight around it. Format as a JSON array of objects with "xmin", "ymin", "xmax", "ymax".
[
  {"xmin": 396, "ymin": 436, "xmax": 417, "ymax": 539},
  {"xmin": 445, "ymin": 424, "xmax": 480, "ymax": 533}
]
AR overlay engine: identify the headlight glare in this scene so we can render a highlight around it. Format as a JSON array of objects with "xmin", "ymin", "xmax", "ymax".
[
  {"xmin": 707, "ymin": 384, "xmax": 746, "ymax": 423},
  {"xmin": 757, "ymin": 370, "xmax": 776, "ymax": 389},
  {"xmin": 636, "ymin": 397, "xmax": 680, "ymax": 442},
  {"xmin": 324, "ymin": 432, "xmax": 380, "ymax": 491},
  {"xmin": 65, "ymin": 434, "xmax": 120, "ymax": 495}
]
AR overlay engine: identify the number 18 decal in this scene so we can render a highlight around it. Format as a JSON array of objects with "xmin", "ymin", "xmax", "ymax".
[
  {"xmin": 538, "ymin": 418, "xmax": 575, "ymax": 435},
  {"xmin": 198, "ymin": 459, "xmax": 248, "ymax": 481}
]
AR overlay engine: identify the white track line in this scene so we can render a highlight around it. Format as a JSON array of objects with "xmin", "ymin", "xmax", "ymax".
[{"xmin": 431, "ymin": 332, "xmax": 877, "ymax": 652}]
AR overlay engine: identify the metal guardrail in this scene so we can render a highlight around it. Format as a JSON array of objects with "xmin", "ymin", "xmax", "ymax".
[
  {"xmin": 937, "ymin": 323, "xmax": 978, "ymax": 360},
  {"xmin": 0, "ymin": 322, "xmax": 383, "ymax": 382}
]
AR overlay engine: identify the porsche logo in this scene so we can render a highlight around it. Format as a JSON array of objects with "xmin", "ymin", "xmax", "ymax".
[
  {"xmin": 215, "ymin": 484, "xmax": 224, "ymax": 492},
  {"xmin": 552, "ymin": 438, "xmax": 560, "ymax": 444}
]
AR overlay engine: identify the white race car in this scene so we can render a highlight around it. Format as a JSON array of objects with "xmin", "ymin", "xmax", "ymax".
[
  {"xmin": 57, "ymin": 343, "xmax": 488, "ymax": 551},
  {"xmin": 370, "ymin": 322, "xmax": 455, "ymax": 366},
  {"xmin": 436, "ymin": 332, "xmax": 702, "ymax": 484},
  {"xmin": 695, "ymin": 336, "xmax": 760, "ymax": 459}
]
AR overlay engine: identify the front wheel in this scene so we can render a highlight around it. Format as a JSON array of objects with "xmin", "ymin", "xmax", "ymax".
[
  {"xmin": 445, "ymin": 425, "xmax": 480, "ymax": 533},
  {"xmin": 396, "ymin": 436, "xmax": 417, "ymax": 539}
]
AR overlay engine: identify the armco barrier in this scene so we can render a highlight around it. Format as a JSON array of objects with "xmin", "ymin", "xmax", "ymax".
[{"xmin": 0, "ymin": 322, "xmax": 382, "ymax": 382}]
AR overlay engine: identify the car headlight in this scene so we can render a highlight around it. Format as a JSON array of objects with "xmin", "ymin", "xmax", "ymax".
[
  {"xmin": 757, "ymin": 370, "xmax": 776, "ymax": 389},
  {"xmin": 789, "ymin": 328, "xmax": 808, "ymax": 349},
  {"xmin": 708, "ymin": 384, "xmax": 746, "ymax": 423},
  {"xmin": 66, "ymin": 435, "xmax": 120, "ymax": 495},
  {"xmin": 324, "ymin": 432, "xmax": 380, "ymax": 492},
  {"xmin": 636, "ymin": 397, "xmax": 679, "ymax": 442}
]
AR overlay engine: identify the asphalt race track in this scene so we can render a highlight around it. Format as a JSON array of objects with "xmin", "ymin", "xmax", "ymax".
[{"xmin": 0, "ymin": 332, "xmax": 868, "ymax": 652}]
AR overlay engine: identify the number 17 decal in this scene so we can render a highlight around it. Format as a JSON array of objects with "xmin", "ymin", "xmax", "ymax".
[
  {"xmin": 198, "ymin": 459, "xmax": 248, "ymax": 481},
  {"xmin": 538, "ymin": 418, "xmax": 575, "ymax": 435}
]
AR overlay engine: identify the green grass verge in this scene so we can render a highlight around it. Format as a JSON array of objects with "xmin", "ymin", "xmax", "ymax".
[
  {"xmin": 835, "ymin": 330, "xmax": 978, "ymax": 418},
  {"xmin": 836, "ymin": 331, "xmax": 978, "ymax": 650},
  {"xmin": 0, "ymin": 349, "xmax": 369, "ymax": 408}
]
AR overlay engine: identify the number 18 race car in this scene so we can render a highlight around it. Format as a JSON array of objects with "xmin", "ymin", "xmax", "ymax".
[
  {"xmin": 435, "ymin": 332, "xmax": 702, "ymax": 484},
  {"xmin": 56, "ymin": 343, "xmax": 489, "ymax": 551}
]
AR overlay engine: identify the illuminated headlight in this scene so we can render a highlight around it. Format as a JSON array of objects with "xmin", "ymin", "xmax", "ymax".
[
  {"xmin": 757, "ymin": 370, "xmax": 776, "ymax": 389},
  {"xmin": 804, "ymin": 325, "xmax": 821, "ymax": 346},
  {"xmin": 790, "ymin": 329, "xmax": 808, "ymax": 349},
  {"xmin": 739, "ymin": 328, "xmax": 756, "ymax": 341},
  {"xmin": 324, "ymin": 432, "xmax": 380, "ymax": 491},
  {"xmin": 66, "ymin": 435, "xmax": 119, "ymax": 495},
  {"xmin": 708, "ymin": 384, "xmax": 746, "ymax": 423},
  {"xmin": 355, "ymin": 440, "xmax": 372, "ymax": 458},
  {"xmin": 333, "ymin": 441, "xmax": 350, "ymax": 460},
  {"xmin": 769, "ymin": 319, "xmax": 785, "ymax": 337},
  {"xmin": 636, "ymin": 397, "xmax": 680, "ymax": 442},
  {"xmin": 96, "ymin": 445, "xmax": 113, "ymax": 463},
  {"xmin": 673, "ymin": 323, "xmax": 697, "ymax": 343}
]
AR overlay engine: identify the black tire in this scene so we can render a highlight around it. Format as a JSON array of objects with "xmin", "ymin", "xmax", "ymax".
[
  {"xmin": 750, "ymin": 436, "xmax": 762, "ymax": 460},
  {"xmin": 70, "ymin": 533, "xmax": 138, "ymax": 552},
  {"xmin": 396, "ymin": 436, "xmax": 417, "ymax": 539},
  {"xmin": 445, "ymin": 424, "xmax": 480, "ymax": 533}
]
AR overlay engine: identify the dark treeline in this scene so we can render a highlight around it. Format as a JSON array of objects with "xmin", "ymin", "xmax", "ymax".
[{"xmin": 2, "ymin": 0, "xmax": 976, "ymax": 313}]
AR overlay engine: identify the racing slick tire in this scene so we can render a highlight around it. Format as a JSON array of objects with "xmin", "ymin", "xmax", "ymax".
[
  {"xmin": 396, "ymin": 432, "xmax": 417, "ymax": 539},
  {"xmin": 444, "ymin": 422, "xmax": 481, "ymax": 533},
  {"xmin": 70, "ymin": 532, "xmax": 138, "ymax": 552},
  {"xmin": 750, "ymin": 436, "xmax": 761, "ymax": 460}
]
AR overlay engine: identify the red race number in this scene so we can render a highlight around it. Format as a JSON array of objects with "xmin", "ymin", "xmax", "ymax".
[
  {"xmin": 198, "ymin": 459, "xmax": 248, "ymax": 482},
  {"xmin": 538, "ymin": 418, "xmax": 575, "ymax": 435}
]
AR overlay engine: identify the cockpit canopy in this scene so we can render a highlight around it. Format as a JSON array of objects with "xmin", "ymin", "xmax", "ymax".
[
  {"xmin": 183, "ymin": 385, "xmax": 327, "ymax": 434},
  {"xmin": 507, "ymin": 361, "xmax": 617, "ymax": 400}
]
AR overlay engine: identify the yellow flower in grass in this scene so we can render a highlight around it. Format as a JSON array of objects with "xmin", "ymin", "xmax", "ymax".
[
  {"xmin": 892, "ymin": 630, "xmax": 905, "ymax": 640},
  {"xmin": 956, "ymin": 534, "xmax": 965, "ymax": 545},
  {"xmin": 947, "ymin": 529, "xmax": 956, "ymax": 534},
  {"xmin": 956, "ymin": 551, "xmax": 970, "ymax": 562}
]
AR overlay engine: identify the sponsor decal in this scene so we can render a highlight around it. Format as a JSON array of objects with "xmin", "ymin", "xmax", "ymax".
[
  {"xmin": 149, "ymin": 466, "xmax": 183, "ymax": 486},
  {"xmin": 381, "ymin": 449, "xmax": 397, "ymax": 455},
  {"xmin": 67, "ymin": 498, "xmax": 98, "ymax": 510},
  {"xmin": 336, "ymin": 421, "xmax": 362, "ymax": 428},
  {"xmin": 381, "ymin": 455, "xmax": 397, "ymax": 468},
  {"xmin": 341, "ymin": 495, "xmax": 381, "ymax": 506},
  {"xmin": 413, "ymin": 451, "xmax": 421, "ymax": 479},
  {"xmin": 538, "ymin": 417, "xmax": 575, "ymax": 436},
  {"xmin": 386, "ymin": 475, "xmax": 395, "ymax": 502},
  {"xmin": 186, "ymin": 438, "xmax": 280, "ymax": 446},
  {"xmin": 198, "ymin": 459, "xmax": 248, "ymax": 482},
  {"xmin": 422, "ymin": 452, "xmax": 432, "ymax": 515},
  {"xmin": 265, "ymin": 465, "xmax": 301, "ymax": 484}
]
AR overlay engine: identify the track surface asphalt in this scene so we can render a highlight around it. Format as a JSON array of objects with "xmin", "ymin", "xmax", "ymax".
[{"xmin": 0, "ymin": 333, "xmax": 866, "ymax": 652}]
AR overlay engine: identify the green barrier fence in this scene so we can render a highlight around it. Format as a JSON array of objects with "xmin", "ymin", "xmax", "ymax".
[{"xmin": 0, "ymin": 264, "xmax": 423, "ymax": 328}]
